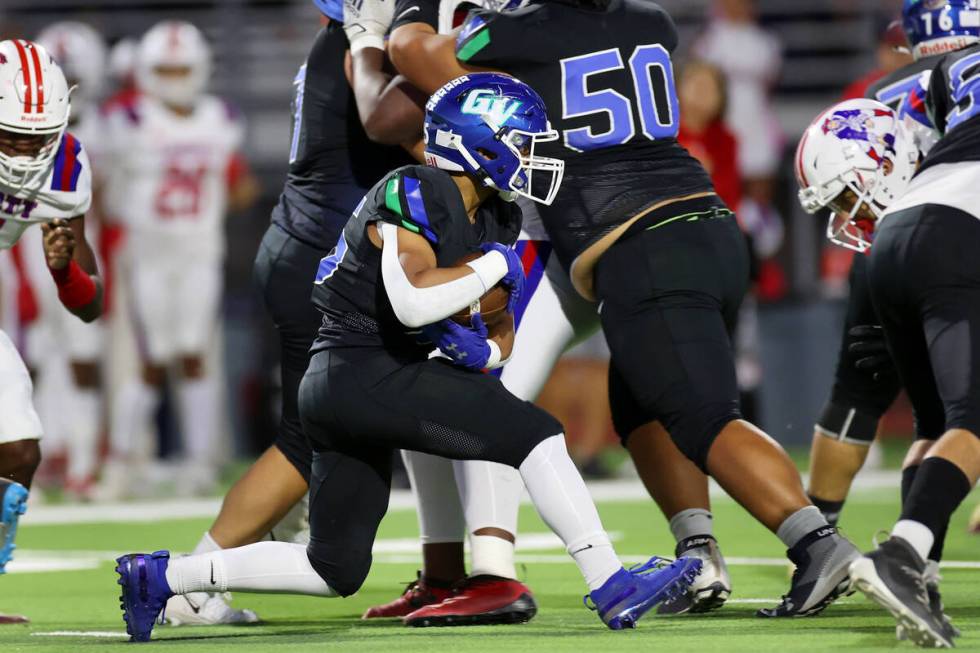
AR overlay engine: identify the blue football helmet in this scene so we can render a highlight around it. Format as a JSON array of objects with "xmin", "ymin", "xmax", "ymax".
[
  {"xmin": 312, "ymin": 0, "xmax": 343, "ymax": 22},
  {"xmin": 423, "ymin": 72, "xmax": 564, "ymax": 205},
  {"xmin": 902, "ymin": 0, "xmax": 979, "ymax": 59}
]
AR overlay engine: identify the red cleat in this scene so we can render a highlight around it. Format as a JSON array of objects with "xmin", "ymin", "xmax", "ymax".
[
  {"xmin": 404, "ymin": 575, "xmax": 537, "ymax": 627},
  {"xmin": 362, "ymin": 573, "xmax": 454, "ymax": 619},
  {"xmin": 0, "ymin": 614, "xmax": 29, "ymax": 624}
]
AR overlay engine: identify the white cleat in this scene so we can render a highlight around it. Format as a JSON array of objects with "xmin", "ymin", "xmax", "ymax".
[
  {"xmin": 658, "ymin": 535, "xmax": 731, "ymax": 614},
  {"xmin": 163, "ymin": 591, "xmax": 259, "ymax": 626}
]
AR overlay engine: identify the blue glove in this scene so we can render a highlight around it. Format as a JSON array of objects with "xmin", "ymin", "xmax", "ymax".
[
  {"xmin": 422, "ymin": 313, "xmax": 490, "ymax": 371},
  {"xmin": 481, "ymin": 242, "xmax": 525, "ymax": 314}
]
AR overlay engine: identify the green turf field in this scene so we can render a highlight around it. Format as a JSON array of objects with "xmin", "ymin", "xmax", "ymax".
[{"xmin": 2, "ymin": 482, "xmax": 979, "ymax": 652}]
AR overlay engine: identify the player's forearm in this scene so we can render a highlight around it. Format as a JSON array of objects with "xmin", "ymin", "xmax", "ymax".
[
  {"xmin": 389, "ymin": 26, "xmax": 464, "ymax": 95},
  {"xmin": 380, "ymin": 222, "xmax": 507, "ymax": 327},
  {"xmin": 350, "ymin": 49, "xmax": 426, "ymax": 145}
]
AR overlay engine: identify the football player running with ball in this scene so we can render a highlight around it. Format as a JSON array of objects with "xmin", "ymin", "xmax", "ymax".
[
  {"xmin": 0, "ymin": 39, "xmax": 104, "ymax": 620},
  {"xmin": 352, "ymin": 0, "xmax": 859, "ymax": 617},
  {"xmin": 113, "ymin": 74, "xmax": 701, "ymax": 643}
]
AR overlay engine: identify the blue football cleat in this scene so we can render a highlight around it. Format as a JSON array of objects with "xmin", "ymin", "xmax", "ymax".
[
  {"xmin": 115, "ymin": 551, "xmax": 173, "ymax": 642},
  {"xmin": 585, "ymin": 556, "xmax": 703, "ymax": 630},
  {"xmin": 0, "ymin": 479, "xmax": 29, "ymax": 574}
]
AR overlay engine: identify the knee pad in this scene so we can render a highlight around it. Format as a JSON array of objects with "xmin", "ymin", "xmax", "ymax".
[
  {"xmin": 815, "ymin": 400, "xmax": 880, "ymax": 445},
  {"xmin": 663, "ymin": 403, "xmax": 741, "ymax": 472},
  {"xmin": 306, "ymin": 539, "xmax": 372, "ymax": 597}
]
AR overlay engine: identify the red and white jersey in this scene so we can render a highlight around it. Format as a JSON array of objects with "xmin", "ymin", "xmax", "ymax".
[
  {"xmin": 0, "ymin": 133, "xmax": 92, "ymax": 250},
  {"xmin": 100, "ymin": 93, "xmax": 245, "ymax": 260}
]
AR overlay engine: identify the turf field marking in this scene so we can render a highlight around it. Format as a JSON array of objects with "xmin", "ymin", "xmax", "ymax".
[
  {"xmin": 21, "ymin": 474, "xmax": 904, "ymax": 526},
  {"xmin": 32, "ymin": 631, "xmax": 129, "ymax": 638}
]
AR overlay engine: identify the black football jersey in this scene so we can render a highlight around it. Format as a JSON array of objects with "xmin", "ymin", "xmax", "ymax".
[
  {"xmin": 866, "ymin": 54, "xmax": 943, "ymax": 115},
  {"xmin": 918, "ymin": 43, "xmax": 980, "ymax": 174},
  {"xmin": 453, "ymin": 0, "xmax": 712, "ymax": 269},
  {"xmin": 270, "ymin": 24, "xmax": 413, "ymax": 250},
  {"xmin": 311, "ymin": 165, "xmax": 522, "ymax": 352}
]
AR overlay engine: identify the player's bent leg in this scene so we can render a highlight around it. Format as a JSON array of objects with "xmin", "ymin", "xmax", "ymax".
[
  {"xmin": 0, "ymin": 440, "xmax": 41, "ymax": 490},
  {"xmin": 364, "ymin": 450, "xmax": 460, "ymax": 620},
  {"xmin": 807, "ymin": 254, "xmax": 901, "ymax": 524},
  {"xmin": 623, "ymin": 421, "xmax": 730, "ymax": 614},
  {"xmin": 808, "ymin": 401, "xmax": 883, "ymax": 525},
  {"xmin": 310, "ymin": 348, "xmax": 700, "ymax": 629},
  {"xmin": 163, "ymin": 445, "xmax": 308, "ymax": 627}
]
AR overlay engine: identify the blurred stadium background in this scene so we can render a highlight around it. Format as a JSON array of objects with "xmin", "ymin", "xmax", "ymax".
[{"xmin": 0, "ymin": 0, "xmax": 914, "ymax": 495}]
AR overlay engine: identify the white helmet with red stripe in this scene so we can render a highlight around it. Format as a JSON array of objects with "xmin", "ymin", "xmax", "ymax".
[
  {"xmin": 137, "ymin": 20, "xmax": 211, "ymax": 109},
  {"xmin": 0, "ymin": 39, "xmax": 72, "ymax": 191},
  {"xmin": 795, "ymin": 99, "xmax": 918, "ymax": 252},
  {"xmin": 36, "ymin": 22, "xmax": 107, "ymax": 118}
]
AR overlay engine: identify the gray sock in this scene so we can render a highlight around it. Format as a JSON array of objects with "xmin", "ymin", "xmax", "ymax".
[
  {"xmin": 777, "ymin": 506, "xmax": 829, "ymax": 549},
  {"xmin": 669, "ymin": 508, "xmax": 714, "ymax": 543}
]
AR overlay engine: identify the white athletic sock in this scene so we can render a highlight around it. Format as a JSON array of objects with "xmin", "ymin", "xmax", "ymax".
[
  {"xmin": 669, "ymin": 508, "xmax": 714, "ymax": 544},
  {"xmin": 893, "ymin": 520, "xmax": 935, "ymax": 562},
  {"xmin": 518, "ymin": 435, "xmax": 621, "ymax": 590},
  {"xmin": 469, "ymin": 534, "xmax": 517, "ymax": 580},
  {"xmin": 178, "ymin": 376, "xmax": 218, "ymax": 463},
  {"xmin": 109, "ymin": 379, "xmax": 159, "ymax": 458},
  {"xmin": 165, "ymin": 542, "xmax": 337, "ymax": 597},
  {"xmin": 192, "ymin": 531, "xmax": 221, "ymax": 555},
  {"xmin": 66, "ymin": 387, "xmax": 101, "ymax": 481}
]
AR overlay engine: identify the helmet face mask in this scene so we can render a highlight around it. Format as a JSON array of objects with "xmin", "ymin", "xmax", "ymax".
[
  {"xmin": 795, "ymin": 99, "xmax": 919, "ymax": 253},
  {"xmin": 424, "ymin": 73, "xmax": 565, "ymax": 205}
]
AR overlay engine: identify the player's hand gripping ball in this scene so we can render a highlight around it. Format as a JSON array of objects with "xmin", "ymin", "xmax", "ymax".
[
  {"xmin": 41, "ymin": 219, "xmax": 76, "ymax": 270},
  {"xmin": 451, "ymin": 251, "xmax": 514, "ymax": 326}
]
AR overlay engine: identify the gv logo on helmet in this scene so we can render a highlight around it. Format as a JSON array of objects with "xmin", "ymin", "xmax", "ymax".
[{"xmin": 461, "ymin": 89, "xmax": 522, "ymax": 125}]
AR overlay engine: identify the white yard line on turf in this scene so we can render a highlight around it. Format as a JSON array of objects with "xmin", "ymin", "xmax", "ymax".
[
  {"xmin": 22, "ymin": 472, "xmax": 905, "ymax": 526},
  {"xmin": 32, "ymin": 631, "xmax": 130, "ymax": 638},
  {"xmin": 12, "ymin": 542, "xmax": 980, "ymax": 575}
]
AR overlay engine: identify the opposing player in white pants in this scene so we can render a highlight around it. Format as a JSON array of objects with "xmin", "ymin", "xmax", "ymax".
[
  {"xmin": 0, "ymin": 39, "xmax": 104, "ymax": 623},
  {"xmin": 97, "ymin": 21, "xmax": 257, "ymax": 499}
]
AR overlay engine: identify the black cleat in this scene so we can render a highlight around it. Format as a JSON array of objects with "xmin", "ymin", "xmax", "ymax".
[
  {"xmin": 757, "ymin": 526, "xmax": 858, "ymax": 618},
  {"xmin": 850, "ymin": 536, "xmax": 954, "ymax": 649}
]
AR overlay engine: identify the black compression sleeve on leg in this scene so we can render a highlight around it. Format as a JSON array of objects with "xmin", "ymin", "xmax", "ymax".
[
  {"xmin": 900, "ymin": 458, "xmax": 972, "ymax": 551},
  {"xmin": 807, "ymin": 495, "xmax": 845, "ymax": 527},
  {"xmin": 901, "ymin": 465, "xmax": 919, "ymax": 507}
]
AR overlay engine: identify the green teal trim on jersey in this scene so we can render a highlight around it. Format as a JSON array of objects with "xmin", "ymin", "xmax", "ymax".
[
  {"xmin": 644, "ymin": 208, "xmax": 734, "ymax": 232},
  {"xmin": 400, "ymin": 220, "xmax": 421, "ymax": 234},
  {"xmin": 385, "ymin": 176, "xmax": 403, "ymax": 217},
  {"xmin": 457, "ymin": 29, "xmax": 490, "ymax": 62}
]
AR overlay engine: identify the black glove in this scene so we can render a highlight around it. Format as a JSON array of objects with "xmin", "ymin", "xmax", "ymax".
[{"xmin": 847, "ymin": 325, "xmax": 897, "ymax": 383}]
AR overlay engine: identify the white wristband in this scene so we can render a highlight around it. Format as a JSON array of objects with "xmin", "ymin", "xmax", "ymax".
[
  {"xmin": 486, "ymin": 340, "xmax": 504, "ymax": 370},
  {"xmin": 465, "ymin": 250, "xmax": 509, "ymax": 292}
]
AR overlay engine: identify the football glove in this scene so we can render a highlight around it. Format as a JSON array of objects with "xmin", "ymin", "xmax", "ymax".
[
  {"xmin": 480, "ymin": 242, "xmax": 524, "ymax": 314},
  {"xmin": 847, "ymin": 325, "xmax": 897, "ymax": 383},
  {"xmin": 422, "ymin": 314, "xmax": 490, "ymax": 372},
  {"xmin": 343, "ymin": 0, "xmax": 396, "ymax": 55}
]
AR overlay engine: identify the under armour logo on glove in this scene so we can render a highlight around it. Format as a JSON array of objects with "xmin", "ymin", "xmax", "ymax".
[
  {"xmin": 343, "ymin": 0, "xmax": 395, "ymax": 55},
  {"xmin": 422, "ymin": 315, "xmax": 490, "ymax": 371}
]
